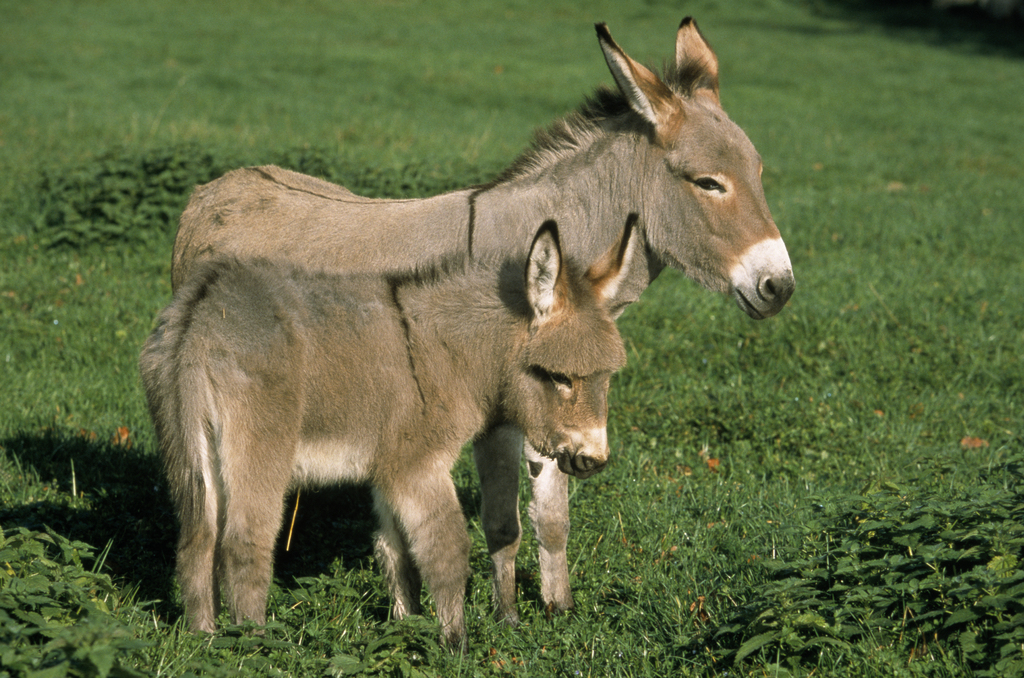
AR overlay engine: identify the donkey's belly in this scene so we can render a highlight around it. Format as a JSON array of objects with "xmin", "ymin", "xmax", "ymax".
[{"xmin": 293, "ymin": 438, "xmax": 372, "ymax": 485}]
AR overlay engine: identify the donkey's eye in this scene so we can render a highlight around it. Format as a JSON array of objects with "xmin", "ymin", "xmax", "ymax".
[
  {"xmin": 549, "ymin": 372, "xmax": 573, "ymax": 389},
  {"xmin": 694, "ymin": 177, "xmax": 726, "ymax": 193},
  {"xmin": 534, "ymin": 367, "xmax": 573, "ymax": 390}
]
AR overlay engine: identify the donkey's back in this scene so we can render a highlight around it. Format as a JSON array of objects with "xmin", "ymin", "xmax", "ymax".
[{"xmin": 172, "ymin": 164, "xmax": 475, "ymax": 289}]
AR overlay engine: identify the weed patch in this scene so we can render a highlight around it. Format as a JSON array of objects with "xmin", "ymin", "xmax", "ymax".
[
  {"xmin": 0, "ymin": 527, "xmax": 151, "ymax": 678},
  {"xmin": 703, "ymin": 454, "xmax": 1024, "ymax": 674},
  {"xmin": 26, "ymin": 145, "xmax": 497, "ymax": 248}
]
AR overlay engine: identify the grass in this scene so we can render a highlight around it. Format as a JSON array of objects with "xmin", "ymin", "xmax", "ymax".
[{"xmin": 2, "ymin": 0, "xmax": 1023, "ymax": 675}]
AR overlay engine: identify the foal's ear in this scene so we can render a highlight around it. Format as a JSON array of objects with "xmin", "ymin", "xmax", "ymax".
[
  {"xmin": 586, "ymin": 217, "xmax": 637, "ymax": 306},
  {"xmin": 675, "ymin": 17, "xmax": 720, "ymax": 103},
  {"xmin": 526, "ymin": 220, "xmax": 563, "ymax": 321},
  {"xmin": 596, "ymin": 22, "xmax": 676, "ymax": 130}
]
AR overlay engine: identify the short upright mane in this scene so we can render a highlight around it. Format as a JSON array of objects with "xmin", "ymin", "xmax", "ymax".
[
  {"xmin": 490, "ymin": 53, "xmax": 715, "ymax": 187},
  {"xmin": 490, "ymin": 87, "xmax": 635, "ymax": 185}
]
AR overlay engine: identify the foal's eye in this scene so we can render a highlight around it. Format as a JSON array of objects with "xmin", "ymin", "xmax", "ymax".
[
  {"xmin": 694, "ymin": 177, "xmax": 726, "ymax": 193},
  {"xmin": 534, "ymin": 367, "xmax": 572, "ymax": 390},
  {"xmin": 549, "ymin": 372, "xmax": 573, "ymax": 389}
]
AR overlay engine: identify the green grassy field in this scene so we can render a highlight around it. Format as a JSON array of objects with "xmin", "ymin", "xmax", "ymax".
[{"xmin": 2, "ymin": 0, "xmax": 1022, "ymax": 675}]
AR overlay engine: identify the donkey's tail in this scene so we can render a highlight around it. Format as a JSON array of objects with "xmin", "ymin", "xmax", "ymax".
[{"xmin": 139, "ymin": 266, "xmax": 224, "ymax": 536}]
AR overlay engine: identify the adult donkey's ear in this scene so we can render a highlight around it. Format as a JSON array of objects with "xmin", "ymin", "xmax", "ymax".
[
  {"xmin": 586, "ymin": 215, "xmax": 637, "ymax": 307},
  {"xmin": 596, "ymin": 22, "xmax": 676, "ymax": 129},
  {"xmin": 675, "ymin": 17, "xmax": 720, "ymax": 103},
  {"xmin": 526, "ymin": 220, "xmax": 564, "ymax": 321}
]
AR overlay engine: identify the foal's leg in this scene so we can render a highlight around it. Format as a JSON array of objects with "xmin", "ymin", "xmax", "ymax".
[
  {"xmin": 524, "ymin": 443, "xmax": 574, "ymax": 613},
  {"xmin": 173, "ymin": 457, "xmax": 222, "ymax": 633},
  {"xmin": 384, "ymin": 469, "xmax": 471, "ymax": 649},
  {"xmin": 473, "ymin": 424, "xmax": 524, "ymax": 625},
  {"xmin": 372, "ymin": 488, "xmax": 422, "ymax": 618},
  {"xmin": 217, "ymin": 427, "xmax": 294, "ymax": 628}
]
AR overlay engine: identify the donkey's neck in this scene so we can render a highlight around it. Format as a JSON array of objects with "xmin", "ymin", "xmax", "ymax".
[{"xmin": 471, "ymin": 133, "xmax": 663, "ymax": 313}]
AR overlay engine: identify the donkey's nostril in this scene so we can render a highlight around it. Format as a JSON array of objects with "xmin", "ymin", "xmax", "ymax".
[
  {"xmin": 571, "ymin": 453, "xmax": 608, "ymax": 479},
  {"xmin": 759, "ymin": 272, "xmax": 794, "ymax": 305}
]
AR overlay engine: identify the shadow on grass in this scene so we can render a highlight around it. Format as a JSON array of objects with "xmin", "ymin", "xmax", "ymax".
[
  {"xmin": 815, "ymin": 0, "xmax": 1024, "ymax": 58},
  {"xmin": 271, "ymin": 485, "xmax": 378, "ymax": 583},
  {"xmin": 1, "ymin": 429, "xmax": 179, "ymax": 618}
]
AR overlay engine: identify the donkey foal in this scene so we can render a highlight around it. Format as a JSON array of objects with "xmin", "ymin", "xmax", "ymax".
[{"xmin": 140, "ymin": 221, "xmax": 631, "ymax": 646}]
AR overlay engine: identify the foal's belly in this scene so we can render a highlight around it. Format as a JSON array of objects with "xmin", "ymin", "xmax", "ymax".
[{"xmin": 292, "ymin": 438, "xmax": 372, "ymax": 485}]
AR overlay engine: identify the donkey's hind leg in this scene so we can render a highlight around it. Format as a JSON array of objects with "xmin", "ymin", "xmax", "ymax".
[
  {"xmin": 174, "ymin": 473, "xmax": 222, "ymax": 633},
  {"xmin": 372, "ymin": 488, "xmax": 422, "ymax": 618},
  {"xmin": 525, "ymin": 443, "xmax": 575, "ymax": 614},
  {"xmin": 217, "ymin": 427, "xmax": 294, "ymax": 628},
  {"xmin": 473, "ymin": 424, "xmax": 524, "ymax": 625}
]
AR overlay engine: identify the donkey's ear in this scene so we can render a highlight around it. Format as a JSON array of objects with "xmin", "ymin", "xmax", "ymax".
[
  {"xmin": 596, "ymin": 23, "xmax": 676, "ymax": 129},
  {"xmin": 586, "ymin": 216, "xmax": 637, "ymax": 306},
  {"xmin": 675, "ymin": 17, "xmax": 720, "ymax": 103},
  {"xmin": 526, "ymin": 220, "xmax": 563, "ymax": 321}
]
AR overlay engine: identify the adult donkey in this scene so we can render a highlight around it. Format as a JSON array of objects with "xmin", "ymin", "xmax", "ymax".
[
  {"xmin": 141, "ymin": 221, "xmax": 632, "ymax": 647},
  {"xmin": 171, "ymin": 18, "xmax": 794, "ymax": 625}
]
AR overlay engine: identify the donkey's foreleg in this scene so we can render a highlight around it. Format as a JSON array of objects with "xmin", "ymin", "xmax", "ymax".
[
  {"xmin": 386, "ymin": 471, "xmax": 471, "ymax": 649},
  {"xmin": 372, "ymin": 488, "xmax": 422, "ymax": 618},
  {"xmin": 524, "ymin": 444, "xmax": 574, "ymax": 614},
  {"xmin": 473, "ymin": 424, "xmax": 524, "ymax": 626}
]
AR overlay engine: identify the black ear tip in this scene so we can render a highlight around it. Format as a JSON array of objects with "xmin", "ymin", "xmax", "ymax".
[
  {"xmin": 623, "ymin": 213, "xmax": 636, "ymax": 240},
  {"xmin": 680, "ymin": 16, "xmax": 695, "ymax": 29},
  {"xmin": 595, "ymin": 22, "xmax": 611, "ymax": 40},
  {"xmin": 539, "ymin": 219, "xmax": 560, "ymax": 244},
  {"xmin": 617, "ymin": 214, "xmax": 638, "ymax": 259}
]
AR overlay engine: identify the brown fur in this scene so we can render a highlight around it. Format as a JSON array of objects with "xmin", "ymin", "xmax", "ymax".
[
  {"xmin": 167, "ymin": 18, "xmax": 794, "ymax": 626},
  {"xmin": 141, "ymin": 222, "xmax": 632, "ymax": 647}
]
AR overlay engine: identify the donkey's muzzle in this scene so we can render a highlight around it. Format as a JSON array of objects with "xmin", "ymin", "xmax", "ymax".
[
  {"xmin": 553, "ymin": 432, "xmax": 609, "ymax": 479},
  {"xmin": 730, "ymin": 237, "xmax": 795, "ymax": 319}
]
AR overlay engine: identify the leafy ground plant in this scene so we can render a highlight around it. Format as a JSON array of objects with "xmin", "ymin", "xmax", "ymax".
[
  {"xmin": 702, "ymin": 453, "xmax": 1024, "ymax": 675},
  {"xmin": 0, "ymin": 528, "xmax": 151, "ymax": 678},
  {"xmin": 27, "ymin": 144, "xmax": 499, "ymax": 248},
  {"xmin": 708, "ymin": 477, "xmax": 1024, "ymax": 675}
]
